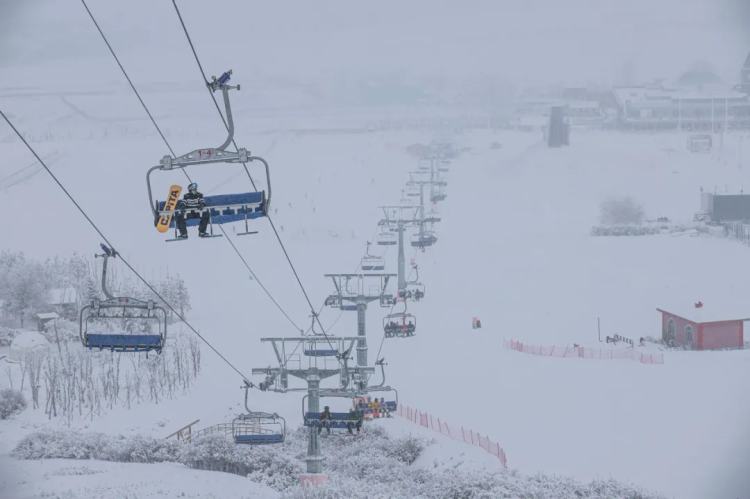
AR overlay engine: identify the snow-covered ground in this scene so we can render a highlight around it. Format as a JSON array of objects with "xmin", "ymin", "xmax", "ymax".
[{"xmin": 3, "ymin": 12, "xmax": 750, "ymax": 497}]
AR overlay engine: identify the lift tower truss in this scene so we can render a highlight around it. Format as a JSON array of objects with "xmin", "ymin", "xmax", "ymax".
[
  {"xmin": 378, "ymin": 205, "xmax": 423, "ymax": 293},
  {"xmin": 323, "ymin": 273, "xmax": 395, "ymax": 371},
  {"xmin": 251, "ymin": 336, "xmax": 378, "ymax": 476}
]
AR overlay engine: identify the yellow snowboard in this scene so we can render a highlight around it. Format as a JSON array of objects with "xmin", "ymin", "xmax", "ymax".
[{"xmin": 156, "ymin": 184, "xmax": 182, "ymax": 233}]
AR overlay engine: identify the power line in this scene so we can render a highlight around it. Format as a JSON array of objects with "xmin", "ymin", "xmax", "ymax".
[
  {"xmin": 0, "ymin": 108, "xmax": 251, "ymax": 384},
  {"xmin": 80, "ymin": 0, "xmax": 180, "ymax": 162},
  {"xmin": 80, "ymin": 0, "xmax": 304, "ymax": 334},
  {"xmin": 170, "ymin": 0, "xmax": 340, "ymax": 356}
]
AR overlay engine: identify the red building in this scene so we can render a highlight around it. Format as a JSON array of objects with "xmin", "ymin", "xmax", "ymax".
[{"xmin": 657, "ymin": 306, "xmax": 746, "ymax": 350}]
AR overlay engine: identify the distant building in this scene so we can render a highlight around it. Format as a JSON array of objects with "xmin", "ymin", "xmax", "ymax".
[
  {"xmin": 700, "ymin": 193, "xmax": 750, "ymax": 222},
  {"xmin": 613, "ymin": 86, "xmax": 750, "ymax": 130},
  {"xmin": 657, "ymin": 306, "xmax": 746, "ymax": 350},
  {"xmin": 35, "ymin": 312, "xmax": 59, "ymax": 332},
  {"xmin": 613, "ymin": 59, "xmax": 750, "ymax": 130},
  {"xmin": 48, "ymin": 286, "xmax": 78, "ymax": 319}
]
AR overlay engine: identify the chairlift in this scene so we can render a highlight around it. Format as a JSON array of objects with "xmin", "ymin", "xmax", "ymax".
[
  {"xmin": 430, "ymin": 185, "xmax": 447, "ymax": 203},
  {"xmin": 377, "ymin": 229, "xmax": 397, "ymax": 246},
  {"xmin": 355, "ymin": 360, "xmax": 399, "ymax": 417},
  {"xmin": 233, "ymin": 383, "xmax": 286, "ymax": 444},
  {"xmin": 410, "ymin": 229, "xmax": 437, "ymax": 249},
  {"xmin": 405, "ymin": 185, "xmax": 420, "ymax": 198},
  {"xmin": 303, "ymin": 398, "xmax": 359, "ymax": 431},
  {"xmin": 146, "ymin": 71, "xmax": 270, "ymax": 241},
  {"xmin": 383, "ymin": 313, "xmax": 416, "ymax": 338},
  {"xmin": 380, "ymin": 294, "xmax": 397, "ymax": 307},
  {"xmin": 399, "ymin": 282, "xmax": 425, "ymax": 302},
  {"xmin": 324, "ymin": 294, "xmax": 342, "ymax": 307},
  {"xmin": 80, "ymin": 244, "xmax": 167, "ymax": 353},
  {"xmin": 360, "ymin": 241, "xmax": 385, "ymax": 271},
  {"xmin": 302, "ymin": 314, "xmax": 340, "ymax": 357},
  {"xmin": 303, "ymin": 337, "xmax": 340, "ymax": 357}
]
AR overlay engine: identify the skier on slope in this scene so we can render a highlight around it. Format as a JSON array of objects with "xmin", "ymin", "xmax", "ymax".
[{"xmin": 175, "ymin": 182, "xmax": 210, "ymax": 239}]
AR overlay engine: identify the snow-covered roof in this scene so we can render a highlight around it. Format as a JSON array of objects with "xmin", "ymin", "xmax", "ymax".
[
  {"xmin": 657, "ymin": 302, "xmax": 750, "ymax": 324},
  {"xmin": 35, "ymin": 312, "xmax": 59, "ymax": 320}
]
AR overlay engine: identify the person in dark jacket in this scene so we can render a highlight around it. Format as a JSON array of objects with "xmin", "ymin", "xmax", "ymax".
[
  {"xmin": 347, "ymin": 408, "xmax": 363, "ymax": 434},
  {"xmin": 175, "ymin": 182, "xmax": 210, "ymax": 238},
  {"xmin": 318, "ymin": 406, "xmax": 332, "ymax": 435}
]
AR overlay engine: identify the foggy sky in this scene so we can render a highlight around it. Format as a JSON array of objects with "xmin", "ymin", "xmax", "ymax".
[{"xmin": 1, "ymin": 0, "xmax": 748, "ymax": 88}]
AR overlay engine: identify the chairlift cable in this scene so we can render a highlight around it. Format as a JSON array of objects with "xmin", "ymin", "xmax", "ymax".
[
  {"xmin": 0, "ymin": 109, "xmax": 252, "ymax": 384},
  {"xmin": 171, "ymin": 0, "xmax": 342, "ymax": 363},
  {"xmin": 80, "ymin": 0, "xmax": 304, "ymax": 335},
  {"xmin": 80, "ymin": 0, "xmax": 183, "ymax": 167}
]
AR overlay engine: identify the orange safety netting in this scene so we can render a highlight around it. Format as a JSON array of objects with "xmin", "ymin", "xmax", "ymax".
[
  {"xmin": 397, "ymin": 404, "xmax": 508, "ymax": 468},
  {"xmin": 504, "ymin": 339, "xmax": 664, "ymax": 364}
]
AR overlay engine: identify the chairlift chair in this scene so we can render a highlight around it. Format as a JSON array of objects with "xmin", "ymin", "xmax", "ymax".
[
  {"xmin": 430, "ymin": 185, "xmax": 447, "ymax": 203},
  {"xmin": 399, "ymin": 282, "xmax": 425, "ymax": 302},
  {"xmin": 80, "ymin": 245, "xmax": 167, "ymax": 353},
  {"xmin": 377, "ymin": 230, "xmax": 397, "ymax": 246},
  {"xmin": 410, "ymin": 230, "xmax": 438, "ymax": 249},
  {"xmin": 233, "ymin": 384, "xmax": 286, "ymax": 444},
  {"xmin": 147, "ymin": 71, "xmax": 270, "ymax": 241},
  {"xmin": 383, "ymin": 313, "xmax": 416, "ymax": 338},
  {"xmin": 360, "ymin": 241, "xmax": 385, "ymax": 271},
  {"xmin": 303, "ymin": 338, "xmax": 339, "ymax": 357},
  {"xmin": 380, "ymin": 294, "xmax": 397, "ymax": 307}
]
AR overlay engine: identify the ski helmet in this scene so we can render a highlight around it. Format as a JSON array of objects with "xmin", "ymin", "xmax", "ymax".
[{"xmin": 188, "ymin": 182, "xmax": 198, "ymax": 192}]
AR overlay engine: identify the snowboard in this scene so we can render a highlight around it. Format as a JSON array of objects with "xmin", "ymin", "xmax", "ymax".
[{"xmin": 156, "ymin": 184, "xmax": 182, "ymax": 233}]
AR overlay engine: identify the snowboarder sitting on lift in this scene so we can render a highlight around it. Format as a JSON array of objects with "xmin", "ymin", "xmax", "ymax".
[
  {"xmin": 175, "ymin": 182, "xmax": 210, "ymax": 239},
  {"xmin": 318, "ymin": 406, "xmax": 332, "ymax": 435}
]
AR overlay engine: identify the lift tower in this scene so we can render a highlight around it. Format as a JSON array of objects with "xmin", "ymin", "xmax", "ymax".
[
  {"xmin": 406, "ymin": 173, "xmax": 444, "ymax": 223},
  {"xmin": 323, "ymin": 273, "xmax": 395, "ymax": 372},
  {"xmin": 251, "ymin": 336, "xmax": 384, "ymax": 479},
  {"xmin": 417, "ymin": 155, "xmax": 449, "ymax": 202},
  {"xmin": 378, "ymin": 205, "xmax": 423, "ymax": 293}
]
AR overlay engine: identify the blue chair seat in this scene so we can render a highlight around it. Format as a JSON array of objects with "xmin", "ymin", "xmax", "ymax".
[
  {"xmin": 85, "ymin": 334, "xmax": 162, "ymax": 352},
  {"xmin": 157, "ymin": 191, "xmax": 266, "ymax": 228},
  {"xmin": 304, "ymin": 412, "xmax": 358, "ymax": 428},
  {"xmin": 234, "ymin": 433, "xmax": 284, "ymax": 444},
  {"xmin": 303, "ymin": 349, "xmax": 339, "ymax": 357}
]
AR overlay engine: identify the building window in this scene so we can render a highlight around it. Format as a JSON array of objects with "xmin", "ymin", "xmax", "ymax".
[{"xmin": 685, "ymin": 325, "xmax": 694, "ymax": 349}]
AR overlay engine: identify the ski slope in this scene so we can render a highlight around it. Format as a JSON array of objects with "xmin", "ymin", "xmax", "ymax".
[{"xmin": 3, "ymin": 4, "xmax": 750, "ymax": 497}]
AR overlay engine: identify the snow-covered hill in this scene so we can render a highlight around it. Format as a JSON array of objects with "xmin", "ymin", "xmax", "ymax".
[{"xmin": 3, "ymin": 3, "xmax": 750, "ymax": 498}]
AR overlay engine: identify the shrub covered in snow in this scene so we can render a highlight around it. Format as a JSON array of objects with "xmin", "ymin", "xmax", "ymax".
[
  {"xmin": 181, "ymin": 433, "xmax": 301, "ymax": 490},
  {"xmin": 591, "ymin": 225, "xmax": 660, "ymax": 236},
  {"xmin": 14, "ymin": 425, "xmax": 660, "ymax": 498},
  {"xmin": 12, "ymin": 429, "xmax": 181, "ymax": 462},
  {"xmin": 0, "ymin": 388, "xmax": 26, "ymax": 419},
  {"xmin": 599, "ymin": 196, "xmax": 644, "ymax": 226},
  {"xmin": 0, "ymin": 326, "xmax": 19, "ymax": 346}
]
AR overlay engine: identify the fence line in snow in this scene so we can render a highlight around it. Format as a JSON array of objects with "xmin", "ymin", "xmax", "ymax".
[
  {"xmin": 396, "ymin": 404, "xmax": 507, "ymax": 468},
  {"xmin": 504, "ymin": 339, "xmax": 664, "ymax": 364}
]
